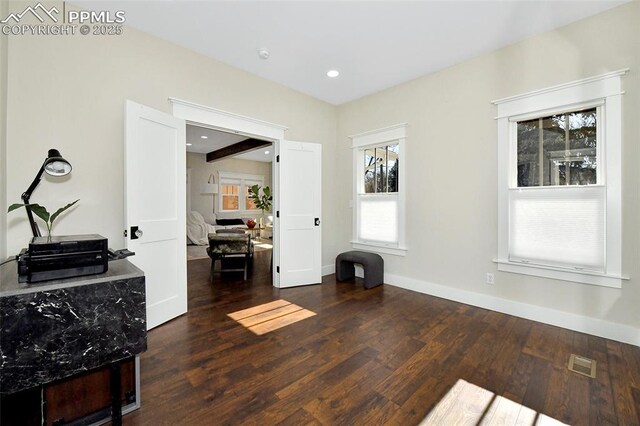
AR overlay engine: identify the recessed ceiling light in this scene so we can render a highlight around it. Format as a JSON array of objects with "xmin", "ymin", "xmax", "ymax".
[
  {"xmin": 200, "ymin": 135, "xmax": 208, "ymax": 139},
  {"xmin": 186, "ymin": 143, "xmax": 193, "ymax": 146},
  {"xmin": 265, "ymin": 150, "xmax": 270, "ymax": 155},
  {"xmin": 327, "ymin": 70, "xmax": 340, "ymax": 78}
]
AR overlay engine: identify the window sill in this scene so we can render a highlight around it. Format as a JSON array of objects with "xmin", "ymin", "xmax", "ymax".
[
  {"xmin": 493, "ymin": 259, "xmax": 627, "ymax": 288},
  {"xmin": 351, "ymin": 241, "xmax": 407, "ymax": 257}
]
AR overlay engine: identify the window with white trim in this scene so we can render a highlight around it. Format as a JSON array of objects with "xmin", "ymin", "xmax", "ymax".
[
  {"xmin": 351, "ymin": 124, "xmax": 407, "ymax": 256},
  {"xmin": 218, "ymin": 172, "xmax": 264, "ymax": 213},
  {"xmin": 493, "ymin": 70, "xmax": 628, "ymax": 288}
]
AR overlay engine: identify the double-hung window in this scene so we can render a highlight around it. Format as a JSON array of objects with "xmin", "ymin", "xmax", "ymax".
[
  {"xmin": 351, "ymin": 124, "xmax": 407, "ymax": 256},
  {"xmin": 220, "ymin": 180, "xmax": 241, "ymax": 211},
  {"xmin": 493, "ymin": 70, "xmax": 627, "ymax": 288},
  {"xmin": 218, "ymin": 172, "xmax": 264, "ymax": 213}
]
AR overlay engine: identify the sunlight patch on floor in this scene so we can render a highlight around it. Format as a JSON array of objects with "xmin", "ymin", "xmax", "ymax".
[
  {"xmin": 420, "ymin": 379, "xmax": 567, "ymax": 426},
  {"xmin": 254, "ymin": 241, "xmax": 273, "ymax": 249},
  {"xmin": 227, "ymin": 299, "xmax": 316, "ymax": 335}
]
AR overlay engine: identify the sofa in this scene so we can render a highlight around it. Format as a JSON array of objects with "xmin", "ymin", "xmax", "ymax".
[{"xmin": 187, "ymin": 211, "xmax": 273, "ymax": 245}]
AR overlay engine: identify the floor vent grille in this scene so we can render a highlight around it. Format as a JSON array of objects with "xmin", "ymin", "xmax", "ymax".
[{"xmin": 568, "ymin": 354, "xmax": 596, "ymax": 378}]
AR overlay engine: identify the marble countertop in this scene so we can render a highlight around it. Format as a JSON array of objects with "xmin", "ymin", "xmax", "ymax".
[{"xmin": 0, "ymin": 259, "xmax": 144, "ymax": 297}]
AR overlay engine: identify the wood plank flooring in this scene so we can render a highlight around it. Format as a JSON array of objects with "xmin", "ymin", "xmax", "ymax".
[{"xmin": 124, "ymin": 251, "xmax": 640, "ymax": 425}]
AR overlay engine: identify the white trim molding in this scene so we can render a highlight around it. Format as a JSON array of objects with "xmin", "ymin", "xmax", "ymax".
[
  {"xmin": 350, "ymin": 241, "xmax": 408, "ymax": 257},
  {"xmin": 349, "ymin": 123, "xmax": 408, "ymax": 147},
  {"xmin": 168, "ymin": 97, "xmax": 286, "ymax": 287},
  {"xmin": 491, "ymin": 69, "xmax": 629, "ymax": 108},
  {"xmin": 494, "ymin": 70, "xmax": 628, "ymax": 287},
  {"xmin": 493, "ymin": 259, "xmax": 629, "ymax": 289},
  {"xmin": 169, "ymin": 98, "xmax": 288, "ymax": 141}
]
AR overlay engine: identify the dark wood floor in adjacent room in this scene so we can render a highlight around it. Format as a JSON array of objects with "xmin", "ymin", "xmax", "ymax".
[{"xmin": 125, "ymin": 250, "xmax": 640, "ymax": 425}]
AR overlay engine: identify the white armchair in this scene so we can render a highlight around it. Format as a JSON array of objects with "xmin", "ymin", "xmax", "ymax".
[{"xmin": 186, "ymin": 211, "xmax": 217, "ymax": 245}]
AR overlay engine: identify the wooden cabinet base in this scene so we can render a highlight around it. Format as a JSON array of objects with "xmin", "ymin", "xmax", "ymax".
[{"xmin": 0, "ymin": 357, "xmax": 139, "ymax": 426}]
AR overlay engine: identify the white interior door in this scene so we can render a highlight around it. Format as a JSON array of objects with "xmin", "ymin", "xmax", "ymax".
[
  {"xmin": 125, "ymin": 100, "xmax": 187, "ymax": 330},
  {"xmin": 277, "ymin": 140, "xmax": 322, "ymax": 288}
]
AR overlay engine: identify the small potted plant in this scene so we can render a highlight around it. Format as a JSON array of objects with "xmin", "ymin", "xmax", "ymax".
[
  {"xmin": 8, "ymin": 200, "xmax": 79, "ymax": 239},
  {"xmin": 248, "ymin": 185, "xmax": 272, "ymax": 230}
]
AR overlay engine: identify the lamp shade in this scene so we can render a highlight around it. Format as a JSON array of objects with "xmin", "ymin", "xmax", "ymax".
[
  {"xmin": 201, "ymin": 183, "xmax": 218, "ymax": 194},
  {"xmin": 44, "ymin": 149, "xmax": 72, "ymax": 176}
]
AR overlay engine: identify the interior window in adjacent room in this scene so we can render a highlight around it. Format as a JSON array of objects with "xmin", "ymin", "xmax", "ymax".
[
  {"xmin": 218, "ymin": 172, "xmax": 264, "ymax": 213},
  {"xmin": 220, "ymin": 181, "xmax": 240, "ymax": 211}
]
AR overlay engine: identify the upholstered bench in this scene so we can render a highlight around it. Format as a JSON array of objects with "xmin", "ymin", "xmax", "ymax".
[
  {"xmin": 207, "ymin": 232, "xmax": 254, "ymax": 281},
  {"xmin": 335, "ymin": 250, "xmax": 384, "ymax": 289}
]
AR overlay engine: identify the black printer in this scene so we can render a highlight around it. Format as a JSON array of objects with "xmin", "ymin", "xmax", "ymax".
[{"xmin": 18, "ymin": 234, "xmax": 108, "ymax": 283}]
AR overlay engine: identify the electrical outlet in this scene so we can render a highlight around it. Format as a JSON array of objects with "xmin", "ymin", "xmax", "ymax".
[{"xmin": 486, "ymin": 273, "xmax": 495, "ymax": 285}]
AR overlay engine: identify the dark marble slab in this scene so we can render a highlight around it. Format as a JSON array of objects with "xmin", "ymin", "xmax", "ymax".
[
  {"xmin": 0, "ymin": 260, "xmax": 146, "ymax": 394},
  {"xmin": 0, "ymin": 257, "xmax": 145, "ymax": 296}
]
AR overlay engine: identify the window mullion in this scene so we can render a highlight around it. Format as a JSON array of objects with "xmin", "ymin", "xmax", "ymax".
[
  {"xmin": 385, "ymin": 146, "xmax": 389, "ymax": 192},
  {"xmin": 538, "ymin": 118, "xmax": 543, "ymax": 186},
  {"xmin": 564, "ymin": 113, "xmax": 570, "ymax": 185}
]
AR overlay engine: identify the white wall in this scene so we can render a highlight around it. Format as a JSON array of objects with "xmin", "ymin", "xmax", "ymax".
[
  {"xmin": 186, "ymin": 152, "xmax": 272, "ymax": 219},
  {"xmin": 336, "ymin": 2, "xmax": 640, "ymax": 335},
  {"xmin": 4, "ymin": 1, "xmax": 337, "ymax": 265}
]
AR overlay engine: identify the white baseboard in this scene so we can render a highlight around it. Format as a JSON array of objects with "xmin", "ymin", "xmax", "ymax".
[
  {"xmin": 322, "ymin": 263, "xmax": 363, "ymax": 278},
  {"xmin": 322, "ymin": 264, "xmax": 335, "ymax": 276},
  {"xmin": 322, "ymin": 264, "xmax": 639, "ymax": 347},
  {"xmin": 385, "ymin": 273, "xmax": 639, "ymax": 347}
]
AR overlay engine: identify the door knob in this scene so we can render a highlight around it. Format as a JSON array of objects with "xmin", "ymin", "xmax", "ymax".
[
  {"xmin": 314, "ymin": 218, "xmax": 321, "ymax": 226},
  {"xmin": 131, "ymin": 226, "xmax": 143, "ymax": 240}
]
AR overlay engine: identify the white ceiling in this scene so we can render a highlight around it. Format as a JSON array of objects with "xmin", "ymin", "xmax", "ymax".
[
  {"xmin": 79, "ymin": 1, "xmax": 627, "ymax": 105},
  {"xmin": 186, "ymin": 125, "xmax": 246, "ymax": 154},
  {"xmin": 234, "ymin": 146, "xmax": 274, "ymax": 163},
  {"xmin": 186, "ymin": 124, "xmax": 273, "ymax": 162}
]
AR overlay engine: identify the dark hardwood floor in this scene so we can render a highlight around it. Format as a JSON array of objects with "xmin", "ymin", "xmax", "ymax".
[{"xmin": 125, "ymin": 250, "xmax": 640, "ymax": 425}]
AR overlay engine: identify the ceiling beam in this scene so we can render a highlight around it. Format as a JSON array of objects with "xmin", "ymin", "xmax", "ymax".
[{"xmin": 206, "ymin": 138, "xmax": 271, "ymax": 162}]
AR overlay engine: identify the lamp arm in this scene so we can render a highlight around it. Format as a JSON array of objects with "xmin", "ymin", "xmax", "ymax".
[{"xmin": 21, "ymin": 164, "xmax": 45, "ymax": 237}]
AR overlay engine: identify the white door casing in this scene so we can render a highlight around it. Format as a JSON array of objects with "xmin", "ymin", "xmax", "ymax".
[
  {"xmin": 167, "ymin": 99, "xmax": 323, "ymax": 288},
  {"xmin": 125, "ymin": 100, "xmax": 187, "ymax": 330},
  {"xmin": 169, "ymin": 98, "xmax": 288, "ymax": 286},
  {"xmin": 277, "ymin": 140, "xmax": 322, "ymax": 288}
]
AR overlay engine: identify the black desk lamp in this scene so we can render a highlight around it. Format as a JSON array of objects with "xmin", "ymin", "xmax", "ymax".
[{"xmin": 22, "ymin": 149, "xmax": 72, "ymax": 237}]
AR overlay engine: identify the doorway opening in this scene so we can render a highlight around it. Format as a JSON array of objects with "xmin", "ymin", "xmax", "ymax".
[
  {"xmin": 185, "ymin": 123, "xmax": 275, "ymax": 285},
  {"xmin": 171, "ymin": 97, "xmax": 322, "ymax": 290}
]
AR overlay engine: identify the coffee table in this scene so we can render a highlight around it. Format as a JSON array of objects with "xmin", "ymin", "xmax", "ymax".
[{"xmin": 243, "ymin": 227, "xmax": 264, "ymax": 239}]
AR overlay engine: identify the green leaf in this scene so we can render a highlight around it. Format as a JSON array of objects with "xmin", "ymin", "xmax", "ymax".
[
  {"xmin": 50, "ymin": 199, "xmax": 80, "ymax": 224},
  {"xmin": 8, "ymin": 203, "xmax": 30, "ymax": 212},
  {"xmin": 8, "ymin": 203, "xmax": 51, "ymax": 227},
  {"xmin": 28, "ymin": 204, "xmax": 50, "ymax": 223},
  {"xmin": 263, "ymin": 186, "xmax": 271, "ymax": 197}
]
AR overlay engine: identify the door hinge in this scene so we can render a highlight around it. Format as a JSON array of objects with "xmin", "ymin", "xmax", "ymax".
[
  {"xmin": 276, "ymin": 266, "xmax": 280, "ymax": 273},
  {"xmin": 276, "ymin": 155, "xmax": 280, "ymax": 162},
  {"xmin": 276, "ymin": 211, "xmax": 280, "ymax": 218},
  {"xmin": 123, "ymin": 229, "xmax": 128, "ymax": 238}
]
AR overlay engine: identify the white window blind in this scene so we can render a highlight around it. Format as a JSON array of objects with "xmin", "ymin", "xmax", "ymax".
[
  {"xmin": 357, "ymin": 193, "xmax": 398, "ymax": 244},
  {"xmin": 508, "ymin": 186, "xmax": 605, "ymax": 271}
]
